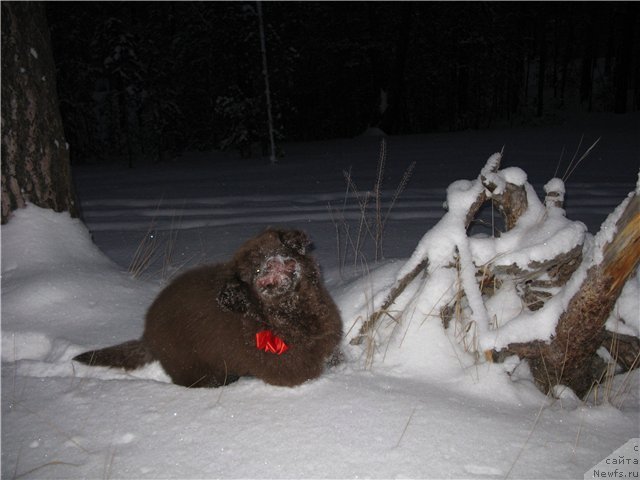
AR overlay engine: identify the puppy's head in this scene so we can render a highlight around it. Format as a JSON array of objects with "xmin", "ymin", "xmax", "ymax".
[{"xmin": 222, "ymin": 229, "xmax": 314, "ymax": 309}]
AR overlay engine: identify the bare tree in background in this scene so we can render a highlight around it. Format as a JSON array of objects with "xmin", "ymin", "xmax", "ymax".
[{"xmin": 257, "ymin": 1, "xmax": 277, "ymax": 164}]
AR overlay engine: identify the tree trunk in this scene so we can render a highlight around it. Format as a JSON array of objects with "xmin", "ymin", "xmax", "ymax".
[
  {"xmin": 365, "ymin": 3, "xmax": 386, "ymax": 129},
  {"xmin": 579, "ymin": 7, "xmax": 598, "ymax": 110},
  {"xmin": 559, "ymin": 26, "xmax": 573, "ymax": 106},
  {"xmin": 256, "ymin": 0, "xmax": 277, "ymax": 164},
  {"xmin": 613, "ymin": 3, "xmax": 638, "ymax": 114},
  {"xmin": 1, "ymin": 2, "xmax": 77, "ymax": 224},
  {"xmin": 380, "ymin": 3, "xmax": 413, "ymax": 134},
  {"xmin": 536, "ymin": 15, "xmax": 547, "ymax": 118}
]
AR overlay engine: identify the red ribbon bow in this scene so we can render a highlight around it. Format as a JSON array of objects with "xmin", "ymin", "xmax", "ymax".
[{"xmin": 255, "ymin": 330, "xmax": 289, "ymax": 355}]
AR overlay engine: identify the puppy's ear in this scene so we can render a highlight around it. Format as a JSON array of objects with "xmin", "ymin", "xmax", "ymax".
[
  {"xmin": 279, "ymin": 229, "xmax": 311, "ymax": 255},
  {"xmin": 217, "ymin": 279, "xmax": 251, "ymax": 313}
]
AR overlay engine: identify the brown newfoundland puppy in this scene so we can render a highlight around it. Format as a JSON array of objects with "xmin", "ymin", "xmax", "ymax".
[{"xmin": 74, "ymin": 228, "xmax": 343, "ymax": 388}]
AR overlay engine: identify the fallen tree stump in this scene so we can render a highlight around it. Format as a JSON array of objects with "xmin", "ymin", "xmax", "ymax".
[
  {"xmin": 348, "ymin": 151, "xmax": 639, "ymax": 398},
  {"xmin": 493, "ymin": 195, "xmax": 639, "ymax": 396}
]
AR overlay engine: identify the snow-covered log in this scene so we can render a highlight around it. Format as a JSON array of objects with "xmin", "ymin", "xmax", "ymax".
[
  {"xmin": 493, "ymin": 192, "xmax": 639, "ymax": 396},
  {"xmin": 348, "ymin": 153, "xmax": 639, "ymax": 398}
]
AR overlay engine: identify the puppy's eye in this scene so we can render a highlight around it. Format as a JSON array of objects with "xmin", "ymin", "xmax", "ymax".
[{"xmin": 255, "ymin": 268, "xmax": 261, "ymax": 274}]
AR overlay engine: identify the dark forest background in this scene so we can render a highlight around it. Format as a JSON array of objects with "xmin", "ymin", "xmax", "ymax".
[{"xmin": 46, "ymin": 1, "xmax": 639, "ymax": 165}]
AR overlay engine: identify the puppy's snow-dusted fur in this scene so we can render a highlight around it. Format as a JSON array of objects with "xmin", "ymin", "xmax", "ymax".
[{"xmin": 74, "ymin": 229, "xmax": 343, "ymax": 387}]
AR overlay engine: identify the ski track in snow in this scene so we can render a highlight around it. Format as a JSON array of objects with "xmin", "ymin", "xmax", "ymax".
[
  {"xmin": 79, "ymin": 191, "xmax": 447, "ymax": 231},
  {"xmin": 78, "ymin": 183, "xmax": 632, "ymax": 232},
  {"xmin": 76, "ymin": 182, "xmax": 634, "ymax": 279}
]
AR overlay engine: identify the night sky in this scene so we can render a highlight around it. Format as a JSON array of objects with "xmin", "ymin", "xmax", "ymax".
[{"xmin": 45, "ymin": 2, "xmax": 639, "ymax": 164}]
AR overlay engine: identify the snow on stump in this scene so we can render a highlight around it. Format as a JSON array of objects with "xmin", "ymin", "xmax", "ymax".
[{"xmin": 349, "ymin": 152, "xmax": 639, "ymax": 398}]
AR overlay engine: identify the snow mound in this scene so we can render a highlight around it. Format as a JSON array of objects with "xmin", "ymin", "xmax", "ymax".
[
  {"xmin": 360, "ymin": 126, "xmax": 387, "ymax": 137},
  {"xmin": 2, "ymin": 204, "xmax": 157, "ymax": 361}
]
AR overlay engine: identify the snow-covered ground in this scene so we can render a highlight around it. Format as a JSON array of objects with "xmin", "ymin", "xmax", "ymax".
[{"xmin": 2, "ymin": 113, "xmax": 639, "ymax": 479}]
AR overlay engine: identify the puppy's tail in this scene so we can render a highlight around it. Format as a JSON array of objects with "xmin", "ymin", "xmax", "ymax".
[{"xmin": 73, "ymin": 340, "xmax": 154, "ymax": 371}]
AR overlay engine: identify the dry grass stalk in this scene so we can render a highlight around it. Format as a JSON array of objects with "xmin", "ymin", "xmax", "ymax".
[
  {"xmin": 329, "ymin": 138, "xmax": 415, "ymax": 274},
  {"xmin": 342, "ymin": 169, "xmax": 374, "ymax": 265},
  {"xmin": 102, "ymin": 444, "xmax": 117, "ymax": 480},
  {"xmin": 373, "ymin": 138, "xmax": 386, "ymax": 260},
  {"xmin": 504, "ymin": 396, "xmax": 550, "ymax": 479},
  {"xmin": 394, "ymin": 406, "xmax": 417, "ymax": 448},
  {"xmin": 327, "ymin": 168, "xmax": 370, "ymax": 275},
  {"xmin": 161, "ymin": 211, "xmax": 182, "ymax": 280},
  {"xmin": 450, "ymin": 256, "xmax": 480, "ymax": 356},
  {"xmin": 562, "ymin": 136, "xmax": 601, "ymax": 182},
  {"xmin": 14, "ymin": 460, "xmax": 81, "ymax": 479},
  {"xmin": 128, "ymin": 207, "xmax": 184, "ymax": 280},
  {"xmin": 602, "ymin": 330, "xmax": 640, "ymax": 372},
  {"xmin": 128, "ymin": 223, "xmax": 159, "ymax": 279},
  {"xmin": 589, "ymin": 331, "xmax": 640, "ymax": 407}
]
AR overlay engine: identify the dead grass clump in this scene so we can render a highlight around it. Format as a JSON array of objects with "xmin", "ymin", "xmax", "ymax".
[{"xmin": 329, "ymin": 138, "xmax": 415, "ymax": 277}]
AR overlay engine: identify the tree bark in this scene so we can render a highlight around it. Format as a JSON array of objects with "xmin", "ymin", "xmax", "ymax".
[{"xmin": 1, "ymin": 2, "xmax": 77, "ymax": 224}]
